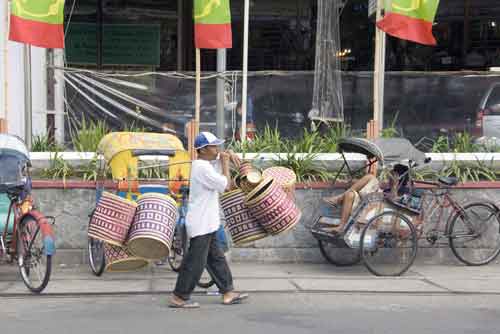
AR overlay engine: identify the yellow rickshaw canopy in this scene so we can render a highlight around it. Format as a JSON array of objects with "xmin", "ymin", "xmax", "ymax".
[{"xmin": 98, "ymin": 132, "xmax": 185, "ymax": 163}]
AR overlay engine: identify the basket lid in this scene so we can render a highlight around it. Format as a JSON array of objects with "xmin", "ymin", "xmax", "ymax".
[{"xmin": 262, "ymin": 167, "xmax": 296, "ymax": 187}]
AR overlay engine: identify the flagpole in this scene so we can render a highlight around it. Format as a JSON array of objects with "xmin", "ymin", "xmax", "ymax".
[
  {"xmin": 1, "ymin": 0, "xmax": 8, "ymax": 133},
  {"xmin": 240, "ymin": 0, "xmax": 250, "ymax": 142},
  {"xmin": 193, "ymin": 47, "xmax": 201, "ymax": 158},
  {"xmin": 23, "ymin": 44, "xmax": 32, "ymax": 149},
  {"xmin": 373, "ymin": 0, "xmax": 386, "ymax": 136}
]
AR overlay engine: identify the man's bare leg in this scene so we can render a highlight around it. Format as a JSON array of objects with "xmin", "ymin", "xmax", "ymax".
[
  {"xmin": 323, "ymin": 174, "xmax": 375, "ymax": 206},
  {"xmin": 327, "ymin": 190, "xmax": 356, "ymax": 233}
]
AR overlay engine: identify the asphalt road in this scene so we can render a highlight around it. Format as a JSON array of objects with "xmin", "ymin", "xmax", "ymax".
[{"xmin": 1, "ymin": 292, "xmax": 500, "ymax": 334}]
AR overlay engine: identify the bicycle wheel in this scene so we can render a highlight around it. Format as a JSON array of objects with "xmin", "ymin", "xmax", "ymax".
[
  {"xmin": 87, "ymin": 209, "xmax": 105, "ymax": 276},
  {"xmin": 361, "ymin": 211, "xmax": 418, "ymax": 276},
  {"xmin": 197, "ymin": 269, "xmax": 215, "ymax": 289},
  {"xmin": 318, "ymin": 240, "xmax": 361, "ymax": 266},
  {"xmin": 449, "ymin": 202, "xmax": 500, "ymax": 266},
  {"xmin": 16, "ymin": 216, "xmax": 52, "ymax": 293},
  {"xmin": 168, "ymin": 223, "xmax": 187, "ymax": 272},
  {"xmin": 88, "ymin": 237, "xmax": 106, "ymax": 276}
]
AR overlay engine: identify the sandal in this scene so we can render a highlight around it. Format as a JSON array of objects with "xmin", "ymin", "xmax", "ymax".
[
  {"xmin": 169, "ymin": 299, "xmax": 200, "ymax": 309},
  {"xmin": 222, "ymin": 293, "xmax": 249, "ymax": 305}
]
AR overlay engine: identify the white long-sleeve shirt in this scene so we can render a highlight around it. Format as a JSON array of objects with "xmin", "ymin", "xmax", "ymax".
[{"xmin": 185, "ymin": 159, "xmax": 228, "ymax": 238}]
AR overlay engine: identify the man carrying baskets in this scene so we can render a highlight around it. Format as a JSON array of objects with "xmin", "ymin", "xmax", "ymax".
[{"xmin": 169, "ymin": 132, "xmax": 249, "ymax": 308}]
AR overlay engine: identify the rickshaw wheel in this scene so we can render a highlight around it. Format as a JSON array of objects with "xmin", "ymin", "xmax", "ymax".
[
  {"xmin": 318, "ymin": 240, "xmax": 361, "ymax": 266},
  {"xmin": 360, "ymin": 211, "xmax": 418, "ymax": 276},
  {"xmin": 87, "ymin": 209, "xmax": 106, "ymax": 276}
]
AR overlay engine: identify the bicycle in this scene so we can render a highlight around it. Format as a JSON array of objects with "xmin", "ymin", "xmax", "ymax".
[
  {"xmin": 360, "ymin": 175, "xmax": 500, "ymax": 276},
  {"xmin": 312, "ymin": 137, "xmax": 500, "ymax": 277},
  {"xmin": 418, "ymin": 177, "xmax": 500, "ymax": 266},
  {"xmin": 0, "ymin": 134, "xmax": 55, "ymax": 293}
]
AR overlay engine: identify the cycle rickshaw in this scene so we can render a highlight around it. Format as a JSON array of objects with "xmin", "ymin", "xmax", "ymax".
[
  {"xmin": 311, "ymin": 137, "xmax": 500, "ymax": 276},
  {"xmin": 87, "ymin": 132, "xmax": 191, "ymax": 275},
  {"xmin": 0, "ymin": 134, "xmax": 55, "ymax": 293}
]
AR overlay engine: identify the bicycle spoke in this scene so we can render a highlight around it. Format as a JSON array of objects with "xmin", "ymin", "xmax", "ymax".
[
  {"xmin": 361, "ymin": 211, "xmax": 418, "ymax": 276},
  {"xmin": 17, "ymin": 217, "xmax": 51, "ymax": 293}
]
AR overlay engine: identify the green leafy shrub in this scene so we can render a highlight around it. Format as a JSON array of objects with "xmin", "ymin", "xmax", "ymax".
[
  {"xmin": 380, "ymin": 111, "xmax": 400, "ymax": 138},
  {"xmin": 41, "ymin": 152, "xmax": 74, "ymax": 184},
  {"xmin": 31, "ymin": 134, "xmax": 65, "ymax": 152},
  {"xmin": 72, "ymin": 117, "xmax": 109, "ymax": 152},
  {"xmin": 271, "ymin": 152, "xmax": 334, "ymax": 183}
]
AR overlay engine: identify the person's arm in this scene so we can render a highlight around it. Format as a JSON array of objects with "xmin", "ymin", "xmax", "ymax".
[
  {"xmin": 225, "ymin": 149, "xmax": 241, "ymax": 169},
  {"xmin": 219, "ymin": 152, "xmax": 234, "ymax": 191}
]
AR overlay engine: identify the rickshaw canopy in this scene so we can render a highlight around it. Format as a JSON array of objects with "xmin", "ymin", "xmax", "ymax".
[
  {"xmin": 337, "ymin": 137, "xmax": 384, "ymax": 164},
  {"xmin": 97, "ymin": 132, "xmax": 188, "ymax": 181},
  {"xmin": 337, "ymin": 137, "xmax": 426, "ymax": 168},
  {"xmin": 373, "ymin": 138, "xmax": 426, "ymax": 167},
  {"xmin": 0, "ymin": 134, "xmax": 30, "ymax": 161},
  {"xmin": 98, "ymin": 132, "xmax": 185, "ymax": 162}
]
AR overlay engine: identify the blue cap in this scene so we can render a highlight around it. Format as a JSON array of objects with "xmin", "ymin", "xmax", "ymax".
[{"xmin": 194, "ymin": 132, "xmax": 225, "ymax": 149}]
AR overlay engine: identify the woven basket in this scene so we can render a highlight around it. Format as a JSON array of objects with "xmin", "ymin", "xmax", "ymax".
[
  {"xmin": 245, "ymin": 178, "xmax": 301, "ymax": 235},
  {"xmin": 221, "ymin": 189, "xmax": 268, "ymax": 245}
]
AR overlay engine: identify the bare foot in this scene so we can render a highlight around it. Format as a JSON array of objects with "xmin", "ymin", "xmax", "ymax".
[
  {"xmin": 222, "ymin": 291, "xmax": 249, "ymax": 305},
  {"xmin": 169, "ymin": 294, "xmax": 200, "ymax": 309}
]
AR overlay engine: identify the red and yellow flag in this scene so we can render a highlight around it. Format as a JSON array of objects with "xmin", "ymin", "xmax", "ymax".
[
  {"xmin": 9, "ymin": 0, "xmax": 65, "ymax": 49},
  {"xmin": 194, "ymin": 0, "xmax": 232, "ymax": 49},
  {"xmin": 377, "ymin": 0, "xmax": 440, "ymax": 46}
]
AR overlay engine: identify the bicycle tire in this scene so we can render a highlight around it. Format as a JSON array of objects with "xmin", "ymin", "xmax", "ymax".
[
  {"xmin": 87, "ymin": 209, "xmax": 106, "ymax": 276},
  {"xmin": 197, "ymin": 269, "xmax": 215, "ymax": 289},
  {"xmin": 16, "ymin": 216, "xmax": 52, "ymax": 293},
  {"xmin": 449, "ymin": 202, "xmax": 500, "ymax": 266},
  {"xmin": 361, "ymin": 211, "xmax": 418, "ymax": 276},
  {"xmin": 88, "ymin": 237, "xmax": 106, "ymax": 276},
  {"xmin": 168, "ymin": 223, "xmax": 187, "ymax": 272},
  {"xmin": 318, "ymin": 240, "xmax": 361, "ymax": 266}
]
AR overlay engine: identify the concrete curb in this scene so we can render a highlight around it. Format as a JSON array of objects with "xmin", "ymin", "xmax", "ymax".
[{"xmin": 2, "ymin": 263, "xmax": 500, "ymax": 297}]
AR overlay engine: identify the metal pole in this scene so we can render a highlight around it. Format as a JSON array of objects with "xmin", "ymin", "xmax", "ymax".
[
  {"xmin": 54, "ymin": 49, "xmax": 65, "ymax": 144},
  {"xmin": 373, "ymin": 0, "xmax": 386, "ymax": 135},
  {"xmin": 462, "ymin": 0, "xmax": 470, "ymax": 61},
  {"xmin": 1, "ymin": 0, "xmax": 9, "ymax": 133},
  {"xmin": 177, "ymin": 0, "xmax": 183, "ymax": 70},
  {"xmin": 97, "ymin": 0, "xmax": 103, "ymax": 69},
  {"xmin": 23, "ymin": 44, "xmax": 32, "ymax": 148},
  {"xmin": 195, "ymin": 48, "xmax": 201, "ymax": 130},
  {"xmin": 241, "ymin": 0, "xmax": 250, "ymax": 142},
  {"xmin": 216, "ymin": 49, "xmax": 226, "ymax": 141}
]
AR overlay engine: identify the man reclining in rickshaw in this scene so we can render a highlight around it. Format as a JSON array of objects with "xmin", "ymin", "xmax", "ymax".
[
  {"xmin": 323, "ymin": 174, "xmax": 380, "ymax": 233},
  {"xmin": 321, "ymin": 137, "xmax": 426, "ymax": 234}
]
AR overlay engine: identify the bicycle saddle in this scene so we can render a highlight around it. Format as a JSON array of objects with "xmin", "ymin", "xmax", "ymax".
[
  {"xmin": 438, "ymin": 176, "xmax": 458, "ymax": 186},
  {"xmin": 0, "ymin": 181, "xmax": 25, "ymax": 196}
]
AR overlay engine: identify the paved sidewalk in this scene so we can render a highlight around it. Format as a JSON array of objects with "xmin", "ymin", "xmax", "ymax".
[{"xmin": 1, "ymin": 263, "xmax": 500, "ymax": 296}]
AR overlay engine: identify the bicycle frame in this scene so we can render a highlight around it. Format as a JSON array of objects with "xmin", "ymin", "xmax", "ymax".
[
  {"xmin": 419, "ymin": 184, "xmax": 464, "ymax": 237},
  {"xmin": 1, "ymin": 195, "xmax": 55, "ymax": 258},
  {"xmin": 0, "ymin": 196, "xmax": 21, "ymax": 258},
  {"xmin": 415, "ymin": 180, "xmax": 498, "ymax": 242}
]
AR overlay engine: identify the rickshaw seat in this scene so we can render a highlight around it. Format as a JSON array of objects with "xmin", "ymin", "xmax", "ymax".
[
  {"xmin": 438, "ymin": 176, "xmax": 458, "ymax": 186},
  {"xmin": 131, "ymin": 149, "xmax": 176, "ymax": 157}
]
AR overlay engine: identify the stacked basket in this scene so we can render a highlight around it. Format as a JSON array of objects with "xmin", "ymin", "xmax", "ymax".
[
  {"xmin": 221, "ymin": 163, "xmax": 301, "ymax": 246},
  {"xmin": 88, "ymin": 191, "xmax": 178, "ymax": 272}
]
